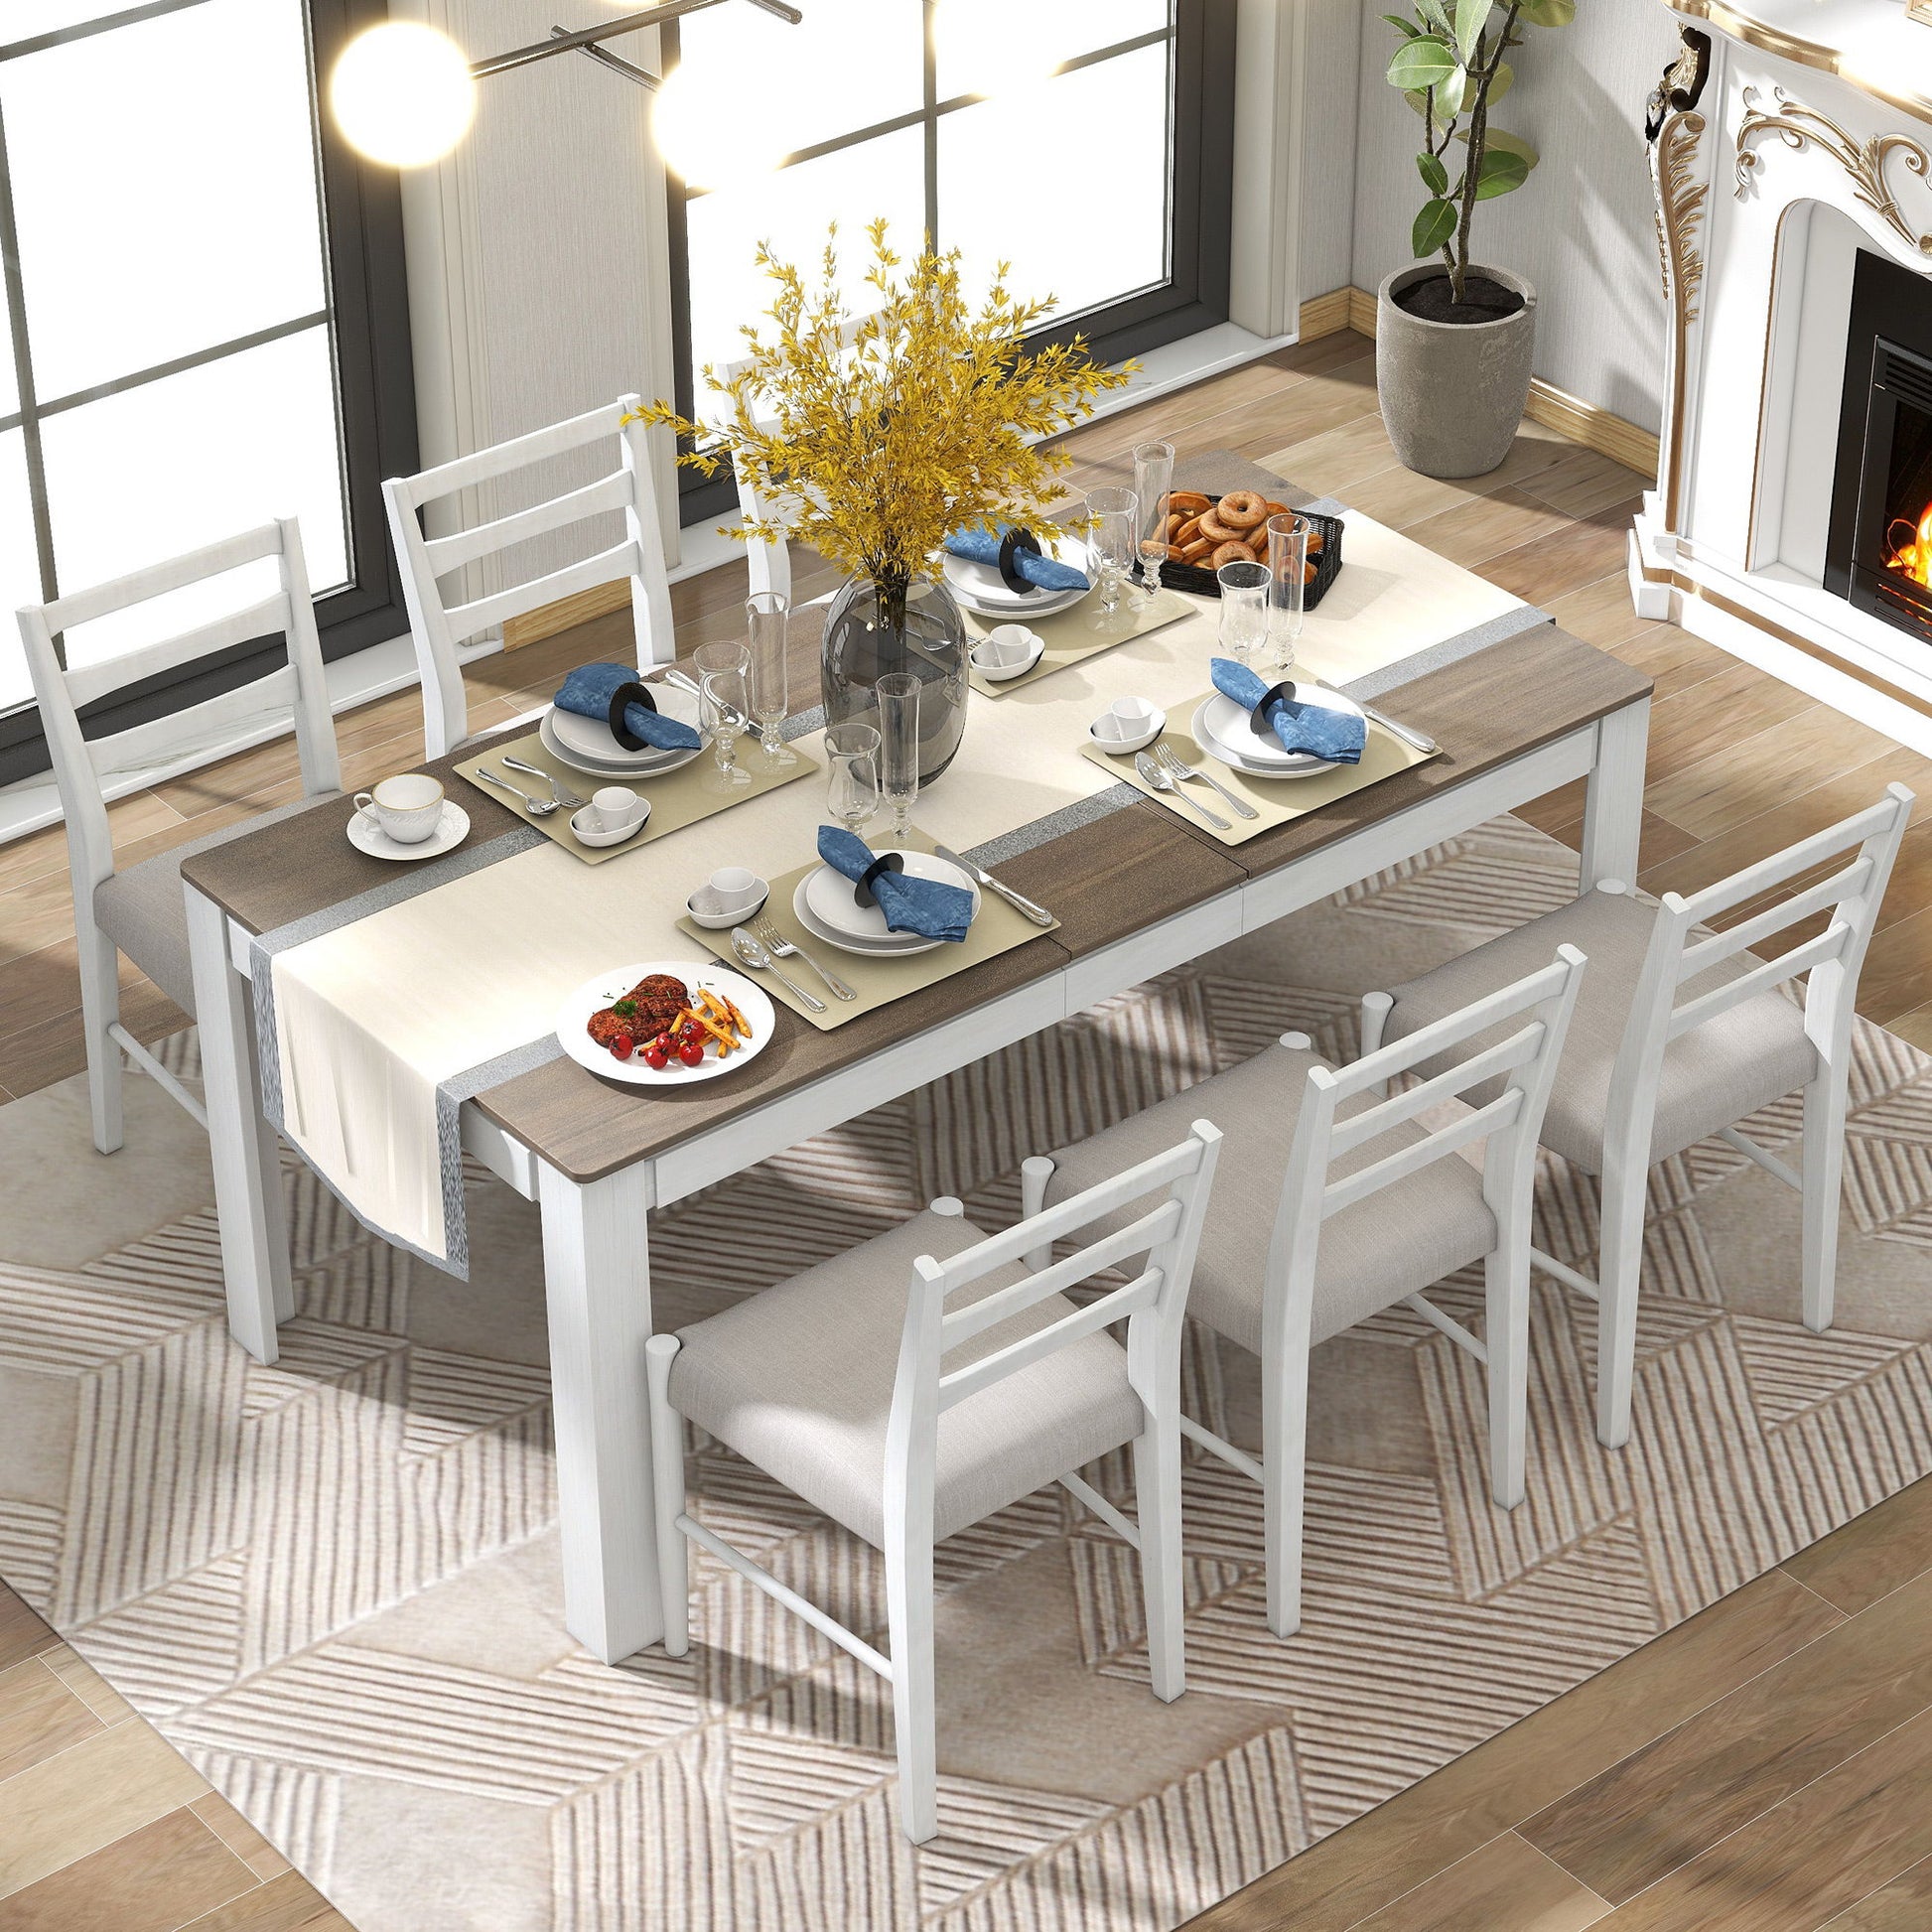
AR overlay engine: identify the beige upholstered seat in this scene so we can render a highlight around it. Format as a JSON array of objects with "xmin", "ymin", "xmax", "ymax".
[
  {"xmin": 1379, "ymin": 887, "xmax": 1816, "ymax": 1173},
  {"xmin": 668, "ymin": 1209, "xmax": 1146, "ymax": 1550},
  {"xmin": 93, "ymin": 792, "xmax": 340, "ymax": 1012},
  {"xmin": 1041, "ymin": 1046, "xmax": 1498, "ymax": 1357}
]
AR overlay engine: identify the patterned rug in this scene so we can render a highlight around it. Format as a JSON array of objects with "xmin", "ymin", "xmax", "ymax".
[{"xmin": 4, "ymin": 813, "xmax": 1931, "ymax": 1932}]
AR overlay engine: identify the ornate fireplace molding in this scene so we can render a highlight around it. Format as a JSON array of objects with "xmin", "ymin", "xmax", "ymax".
[
  {"xmin": 1735, "ymin": 86, "xmax": 1932, "ymax": 255},
  {"xmin": 1649, "ymin": 31, "xmax": 1712, "ymax": 528}
]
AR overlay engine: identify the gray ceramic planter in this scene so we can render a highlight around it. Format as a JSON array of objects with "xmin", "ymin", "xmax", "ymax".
[{"xmin": 1376, "ymin": 263, "xmax": 1538, "ymax": 479}]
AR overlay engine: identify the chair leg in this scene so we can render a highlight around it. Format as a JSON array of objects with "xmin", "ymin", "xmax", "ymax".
[
  {"xmin": 1262, "ymin": 1334, "xmax": 1311, "ymax": 1638},
  {"xmin": 1800, "ymin": 1070, "xmax": 1850, "ymax": 1333},
  {"xmin": 78, "ymin": 929, "xmax": 125, "ymax": 1155},
  {"xmin": 1593, "ymin": 1163, "xmax": 1648, "ymax": 1450},
  {"xmin": 885, "ymin": 1515, "xmax": 938, "ymax": 1844},
  {"xmin": 1483, "ymin": 1246, "xmax": 1530, "ymax": 1509},
  {"xmin": 1132, "ymin": 1421, "xmax": 1186, "ymax": 1701},
  {"xmin": 644, "ymin": 1336, "xmax": 691, "ymax": 1658},
  {"xmin": 1020, "ymin": 1156, "xmax": 1055, "ymax": 1272}
]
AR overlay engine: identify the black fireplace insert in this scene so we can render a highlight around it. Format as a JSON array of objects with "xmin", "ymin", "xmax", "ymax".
[{"xmin": 1825, "ymin": 249, "xmax": 1932, "ymax": 645}]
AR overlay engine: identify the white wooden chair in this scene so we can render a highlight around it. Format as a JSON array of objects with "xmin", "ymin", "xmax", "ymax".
[
  {"xmin": 383, "ymin": 397, "xmax": 674, "ymax": 759},
  {"xmin": 19, "ymin": 518, "xmax": 342, "ymax": 1154},
  {"xmin": 645, "ymin": 1124, "xmax": 1221, "ymax": 1844},
  {"xmin": 1367, "ymin": 782, "xmax": 1914, "ymax": 1451},
  {"xmin": 1027, "ymin": 949, "xmax": 1585, "ymax": 1640}
]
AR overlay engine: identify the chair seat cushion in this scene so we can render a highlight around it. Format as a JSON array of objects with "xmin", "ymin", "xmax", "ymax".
[
  {"xmin": 92, "ymin": 791, "xmax": 342, "ymax": 1013},
  {"xmin": 1043, "ymin": 1046, "xmax": 1498, "ymax": 1360},
  {"xmin": 1382, "ymin": 887, "xmax": 1818, "ymax": 1173},
  {"xmin": 668, "ymin": 1209, "xmax": 1146, "ymax": 1551}
]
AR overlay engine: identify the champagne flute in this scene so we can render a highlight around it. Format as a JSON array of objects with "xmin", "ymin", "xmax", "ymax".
[
  {"xmin": 875, "ymin": 670, "xmax": 920, "ymax": 841},
  {"xmin": 1132, "ymin": 441, "xmax": 1174, "ymax": 602},
  {"xmin": 825, "ymin": 722, "xmax": 882, "ymax": 834},
  {"xmin": 746, "ymin": 591, "xmax": 794, "ymax": 765},
  {"xmin": 1216, "ymin": 559, "xmax": 1270, "ymax": 665},
  {"xmin": 1085, "ymin": 485, "xmax": 1138, "ymax": 616},
  {"xmin": 694, "ymin": 639, "xmax": 753, "ymax": 792},
  {"xmin": 1265, "ymin": 512, "xmax": 1313, "ymax": 673}
]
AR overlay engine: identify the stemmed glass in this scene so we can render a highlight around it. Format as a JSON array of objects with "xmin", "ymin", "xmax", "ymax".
[
  {"xmin": 825, "ymin": 722, "xmax": 882, "ymax": 834},
  {"xmin": 694, "ymin": 639, "xmax": 753, "ymax": 792},
  {"xmin": 875, "ymin": 670, "xmax": 920, "ymax": 841},
  {"xmin": 746, "ymin": 591, "xmax": 794, "ymax": 765},
  {"xmin": 1215, "ymin": 559, "xmax": 1271, "ymax": 665},
  {"xmin": 1132, "ymin": 441, "xmax": 1174, "ymax": 602},
  {"xmin": 1084, "ymin": 485, "xmax": 1138, "ymax": 616},
  {"xmin": 1265, "ymin": 512, "xmax": 1313, "ymax": 672}
]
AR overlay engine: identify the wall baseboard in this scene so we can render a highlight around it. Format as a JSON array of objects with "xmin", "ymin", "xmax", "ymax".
[{"xmin": 1297, "ymin": 286, "xmax": 1663, "ymax": 480}]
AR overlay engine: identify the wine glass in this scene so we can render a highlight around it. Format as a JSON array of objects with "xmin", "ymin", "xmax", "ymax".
[
  {"xmin": 1266, "ymin": 512, "xmax": 1313, "ymax": 672},
  {"xmin": 1132, "ymin": 441, "xmax": 1174, "ymax": 602},
  {"xmin": 694, "ymin": 639, "xmax": 752, "ymax": 792},
  {"xmin": 746, "ymin": 591, "xmax": 794, "ymax": 765},
  {"xmin": 1085, "ymin": 485, "xmax": 1138, "ymax": 616},
  {"xmin": 825, "ymin": 722, "xmax": 882, "ymax": 834},
  {"xmin": 875, "ymin": 670, "xmax": 920, "ymax": 841},
  {"xmin": 1216, "ymin": 559, "xmax": 1270, "ymax": 665}
]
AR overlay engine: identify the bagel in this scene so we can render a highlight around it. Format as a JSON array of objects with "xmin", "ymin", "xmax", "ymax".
[
  {"xmin": 1169, "ymin": 489, "xmax": 1212, "ymax": 515},
  {"xmin": 1196, "ymin": 508, "xmax": 1240, "ymax": 545},
  {"xmin": 1178, "ymin": 537, "xmax": 1214, "ymax": 564},
  {"xmin": 1210, "ymin": 540, "xmax": 1255, "ymax": 569},
  {"xmin": 1216, "ymin": 489, "xmax": 1269, "ymax": 531}
]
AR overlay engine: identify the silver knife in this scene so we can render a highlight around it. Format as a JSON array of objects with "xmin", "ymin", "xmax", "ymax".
[
  {"xmin": 932, "ymin": 843, "xmax": 1055, "ymax": 927},
  {"xmin": 1359, "ymin": 701, "xmax": 1438, "ymax": 755}
]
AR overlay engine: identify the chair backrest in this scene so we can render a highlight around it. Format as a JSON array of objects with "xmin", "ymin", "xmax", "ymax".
[
  {"xmin": 885, "ymin": 1124, "xmax": 1222, "ymax": 1540},
  {"xmin": 1272, "ymin": 947, "xmax": 1587, "ymax": 1338},
  {"xmin": 19, "ymin": 517, "xmax": 340, "ymax": 904},
  {"xmin": 383, "ymin": 396, "xmax": 674, "ymax": 759},
  {"xmin": 1603, "ymin": 781, "xmax": 1914, "ymax": 1154}
]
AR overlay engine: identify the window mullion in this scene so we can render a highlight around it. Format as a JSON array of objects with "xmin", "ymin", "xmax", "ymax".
[
  {"xmin": 0, "ymin": 96, "xmax": 58, "ymax": 634},
  {"xmin": 921, "ymin": 0, "xmax": 938, "ymax": 247}
]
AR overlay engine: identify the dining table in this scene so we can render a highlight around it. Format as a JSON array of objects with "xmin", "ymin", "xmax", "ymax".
[{"xmin": 178, "ymin": 459, "xmax": 1653, "ymax": 1666}]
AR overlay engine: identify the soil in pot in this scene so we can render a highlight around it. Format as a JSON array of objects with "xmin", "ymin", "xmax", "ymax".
[{"xmin": 1393, "ymin": 272, "xmax": 1527, "ymax": 328}]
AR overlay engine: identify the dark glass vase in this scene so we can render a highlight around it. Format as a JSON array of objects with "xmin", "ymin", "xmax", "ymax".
[{"xmin": 819, "ymin": 572, "xmax": 969, "ymax": 783}]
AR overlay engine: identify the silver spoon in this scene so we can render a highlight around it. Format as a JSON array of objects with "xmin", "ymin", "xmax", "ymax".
[
  {"xmin": 1134, "ymin": 750, "xmax": 1229, "ymax": 830},
  {"xmin": 729, "ymin": 927, "xmax": 826, "ymax": 1013},
  {"xmin": 501, "ymin": 755, "xmax": 585, "ymax": 809},
  {"xmin": 474, "ymin": 766, "xmax": 560, "ymax": 816}
]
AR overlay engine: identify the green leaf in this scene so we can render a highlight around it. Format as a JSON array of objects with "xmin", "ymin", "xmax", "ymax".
[
  {"xmin": 1412, "ymin": 197, "xmax": 1458, "ymax": 257},
  {"xmin": 1451, "ymin": 0, "xmax": 1494, "ymax": 59},
  {"xmin": 1487, "ymin": 60, "xmax": 1515, "ymax": 103},
  {"xmin": 1515, "ymin": 0, "xmax": 1575, "ymax": 23},
  {"xmin": 1416, "ymin": 0, "xmax": 1454, "ymax": 37},
  {"xmin": 1434, "ymin": 62, "xmax": 1468, "ymax": 116},
  {"xmin": 1474, "ymin": 146, "xmax": 1532, "ymax": 197},
  {"xmin": 1417, "ymin": 150, "xmax": 1449, "ymax": 195},
  {"xmin": 1386, "ymin": 34, "xmax": 1458, "ymax": 88},
  {"xmin": 1382, "ymin": 12, "xmax": 1422, "ymax": 36},
  {"xmin": 1402, "ymin": 86, "xmax": 1432, "ymax": 116},
  {"xmin": 1475, "ymin": 125, "xmax": 1541, "ymax": 166}
]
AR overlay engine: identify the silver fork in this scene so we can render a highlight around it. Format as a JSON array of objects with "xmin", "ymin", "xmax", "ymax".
[
  {"xmin": 501, "ymin": 755, "xmax": 586, "ymax": 809},
  {"xmin": 474, "ymin": 767, "xmax": 560, "ymax": 815},
  {"xmin": 752, "ymin": 910, "xmax": 855, "ymax": 1002},
  {"xmin": 1155, "ymin": 740, "xmax": 1258, "ymax": 819}
]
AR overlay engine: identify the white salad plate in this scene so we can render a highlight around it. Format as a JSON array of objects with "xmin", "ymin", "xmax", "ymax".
[
  {"xmin": 1193, "ymin": 685, "xmax": 1366, "ymax": 777},
  {"xmin": 539, "ymin": 707, "xmax": 703, "ymax": 781},
  {"xmin": 347, "ymin": 799, "xmax": 470, "ymax": 861},
  {"xmin": 793, "ymin": 850, "xmax": 981, "ymax": 958},
  {"xmin": 943, "ymin": 535, "xmax": 1092, "ymax": 619},
  {"xmin": 544, "ymin": 681, "xmax": 703, "ymax": 772},
  {"xmin": 555, "ymin": 960, "xmax": 774, "ymax": 1086},
  {"xmin": 791, "ymin": 888, "xmax": 935, "ymax": 958}
]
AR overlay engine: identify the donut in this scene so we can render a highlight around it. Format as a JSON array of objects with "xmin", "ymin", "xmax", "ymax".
[
  {"xmin": 1169, "ymin": 490, "xmax": 1212, "ymax": 515},
  {"xmin": 1210, "ymin": 540, "xmax": 1254, "ymax": 569},
  {"xmin": 1196, "ymin": 508, "xmax": 1240, "ymax": 545},
  {"xmin": 1178, "ymin": 537, "xmax": 1213, "ymax": 564},
  {"xmin": 1217, "ymin": 490, "xmax": 1269, "ymax": 531},
  {"xmin": 1173, "ymin": 514, "xmax": 1203, "ymax": 547},
  {"xmin": 1264, "ymin": 500, "xmax": 1291, "ymax": 516}
]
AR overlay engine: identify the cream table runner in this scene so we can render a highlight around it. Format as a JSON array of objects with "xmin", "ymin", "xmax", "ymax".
[{"xmin": 253, "ymin": 503, "xmax": 1542, "ymax": 1274}]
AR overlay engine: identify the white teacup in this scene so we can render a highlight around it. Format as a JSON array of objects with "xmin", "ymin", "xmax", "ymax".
[
  {"xmin": 705, "ymin": 866, "xmax": 764, "ymax": 912},
  {"xmin": 972, "ymin": 624, "xmax": 1036, "ymax": 669},
  {"xmin": 585, "ymin": 785, "xmax": 647, "ymax": 834},
  {"xmin": 355, "ymin": 773, "xmax": 445, "ymax": 845}
]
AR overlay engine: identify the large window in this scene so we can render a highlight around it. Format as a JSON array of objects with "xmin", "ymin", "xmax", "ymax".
[
  {"xmin": 666, "ymin": 0, "xmax": 1234, "ymax": 512},
  {"xmin": 0, "ymin": 0, "xmax": 416, "ymax": 784}
]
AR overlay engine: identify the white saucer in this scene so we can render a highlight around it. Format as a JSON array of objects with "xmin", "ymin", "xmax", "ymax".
[
  {"xmin": 569, "ymin": 804, "xmax": 650, "ymax": 848},
  {"xmin": 970, "ymin": 630, "xmax": 1045, "ymax": 682},
  {"xmin": 347, "ymin": 800, "xmax": 470, "ymax": 861}
]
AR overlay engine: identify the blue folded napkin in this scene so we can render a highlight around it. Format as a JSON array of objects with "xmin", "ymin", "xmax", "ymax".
[
  {"xmin": 554, "ymin": 662, "xmax": 702, "ymax": 753},
  {"xmin": 943, "ymin": 522, "xmax": 1090, "ymax": 595},
  {"xmin": 1210, "ymin": 658, "xmax": 1366, "ymax": 765},
  {"xmin": 817, "ymin": 827, "xmax": 976, "ymax": 943}
]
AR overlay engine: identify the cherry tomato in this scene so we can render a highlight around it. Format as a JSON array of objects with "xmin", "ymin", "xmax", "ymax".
[
  {"xmin": 678, "ymin": 1039, "xmax": 705, "ymax": 1067},
  {"xmin": 610, "ymin": 1035, "xmax": 634, "ymax": 1060},
  {"xmin": 652, "ymin": 1034, "xmax": 671, "ymax": 1055},
  {"xmin": 642, "ymin": 1045, "xmax": 668, "ymax": 1070}
]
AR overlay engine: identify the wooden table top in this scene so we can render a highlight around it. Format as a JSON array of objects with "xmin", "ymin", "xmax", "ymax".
[{"xmin": 181, "ymin": 621, "xmax": 1649, "ymax": 1183}]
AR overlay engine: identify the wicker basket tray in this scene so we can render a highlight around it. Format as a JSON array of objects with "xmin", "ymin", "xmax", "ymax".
[{"xmin": 1157, "ymin": 505, "xmax": 1344, "ymax": 610}]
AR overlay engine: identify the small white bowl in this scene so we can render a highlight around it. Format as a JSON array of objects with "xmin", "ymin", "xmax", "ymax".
[
  {"xmin": 970, "ymin": 625, "xmax": 1044, "ymax": 681},
  {"xmin": 686, "ymin": 874, "xmax": 770, "ymax": 929},
  {"xmin": 1089, "ymin": 698, "xmax": 1167, "ymax": 756},
  {"xmin": 570, "ymin": 800, "xmax": 651, "ymax": 848}
]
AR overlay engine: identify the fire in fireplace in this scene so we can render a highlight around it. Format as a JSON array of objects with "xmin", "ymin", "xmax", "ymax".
[{"xmin": 1826, "ymin": 250, "xmax": 1932, "ymax": 643}]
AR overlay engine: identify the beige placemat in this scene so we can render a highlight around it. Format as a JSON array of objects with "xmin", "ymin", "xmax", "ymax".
[
  {"xmin": 674, "ymin": 827, "xmax": 1059, "ymax": 1031},
  {"xmin": 454, "ymin": 730, "xmax": 819, "ymax": 865},
  {"xmin": 1082, "ymin": 693, "xmax": 1437, "ymax": 847},
  {"xmin": 965, "ymin": 587, "xmax": 1194, "ymax": 697}
]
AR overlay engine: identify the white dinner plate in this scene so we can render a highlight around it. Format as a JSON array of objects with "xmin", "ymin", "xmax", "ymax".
[
  {"xmin": 802, "ymin": 849, "xmax": 981, "ymax": 944},
  {"xmin": 1194, "ymin": 685, "xmax": 1367, "ymax": 776},
  {"xmin": 555, "ymin": 960, "xmax": 774, "ymax": 1086},
  {"xmin": 539, "ymin": 707, "xmax": 703, "ymax": 780},
  {"xmin": 791, "ymin": 883, "xmax": 940, "ymax": 958},
  {"xmin": 545, "ymin": 681, "xmax": 703, "ymax": 771},
  {"xmin": 347, "ymin": 799, "xmax": 471, "ymax": 861},
  {"xmin": 943, "ymin": 535, "xmax": 1093, "ymax": 618}
]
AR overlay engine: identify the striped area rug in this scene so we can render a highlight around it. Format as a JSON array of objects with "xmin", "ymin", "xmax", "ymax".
[{"xmin": 3, "ymin": 812, "xmax": 1930, "ymax": 1931}]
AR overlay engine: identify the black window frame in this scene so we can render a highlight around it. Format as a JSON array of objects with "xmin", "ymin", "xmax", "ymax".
[
  {"xmin": 665, "ymin": 0, "xmax": 1236, "ymax": 526},
  {"xmin": 0, "ymin": 0, "xmax": 419, "ymax": 788}
]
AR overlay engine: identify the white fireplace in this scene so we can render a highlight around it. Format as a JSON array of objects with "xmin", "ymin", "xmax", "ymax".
[{"xmin": 1628, "ymin": 0, "xmax": 1932, "ymax": 753}]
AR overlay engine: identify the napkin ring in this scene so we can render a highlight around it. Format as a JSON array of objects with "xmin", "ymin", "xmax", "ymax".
[
  {"xmin": 854, "ymin": 850, "xmax": 906, "ymax": 908},
  {"xmin": 606, "ymin": 679, "xmax": 659, "ymax": 752},
  {"xmin": 997, "ymin": 526, "xmax": 1042, "ymax": 595},
  {"xmin": 1248, "ymin": 681, "xmax": 1301, "ymax": 734}
]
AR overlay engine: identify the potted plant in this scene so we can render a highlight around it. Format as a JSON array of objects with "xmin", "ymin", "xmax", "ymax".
[
  {"xmin": 632, "ymin": 223, "xmax": 1128, "ymax": 782},
  {"xmin": 1377, "ymin": 0, "xmax": 1573, "ymax": 477}
]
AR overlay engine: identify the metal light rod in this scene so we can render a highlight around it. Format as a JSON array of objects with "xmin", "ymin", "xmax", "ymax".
[{"xmin": 471, "ymin": 0, "xmax": 800, "ymax": 80}]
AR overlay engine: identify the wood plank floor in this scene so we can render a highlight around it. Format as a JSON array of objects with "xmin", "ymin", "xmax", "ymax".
[{"xmin": 2, "ymin": 328, "xmax": 1929, "ymax": 1927}]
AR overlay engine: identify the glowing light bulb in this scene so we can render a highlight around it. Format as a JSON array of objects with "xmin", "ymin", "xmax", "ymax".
[
  {"xmin": 330, "ymin": 23, "xmax": 476, "ymax": 169},
  {"xmin": 650, "ymin": 64, "xmax": 787, "ymax": 191}
]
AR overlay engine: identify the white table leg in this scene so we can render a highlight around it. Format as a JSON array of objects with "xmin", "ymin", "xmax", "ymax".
[
  {"xmin": 185, "ymin": 885, "xmax": 292, "ymax": 1363},
  {"xmin": 539, "ymin": 1158, "xmax": 662, "ymax": 1664},
  {"xmin": 1580, "ymin": 697, "xmax": 1650, "ymax": 891}
]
